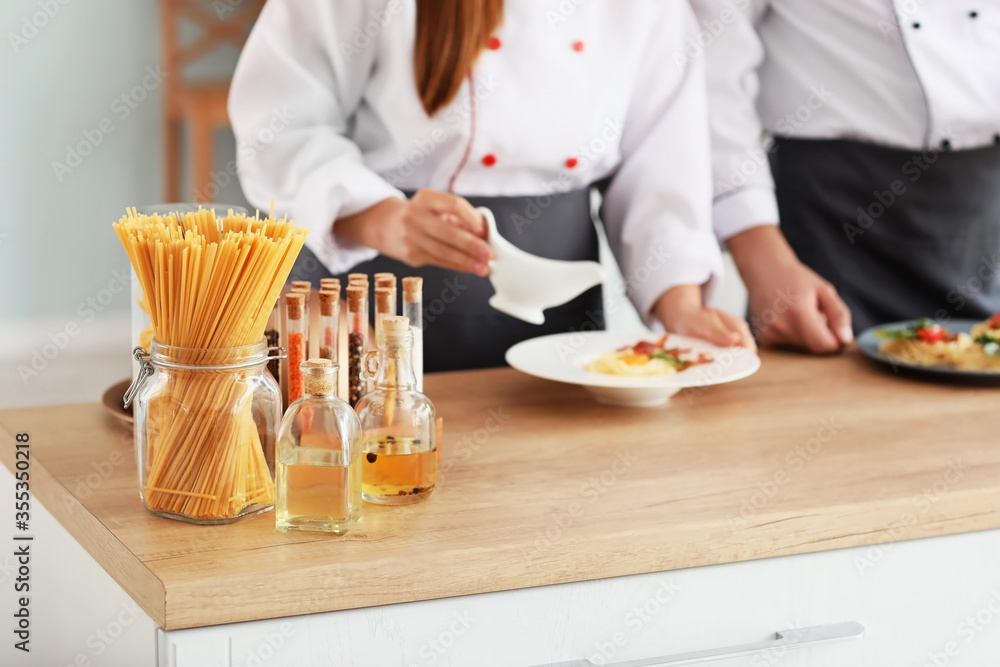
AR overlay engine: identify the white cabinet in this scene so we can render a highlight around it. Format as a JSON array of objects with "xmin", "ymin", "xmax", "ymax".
[{"xmin": 157, "ymin": 528, "xmax": 1000, "ymax": 666}]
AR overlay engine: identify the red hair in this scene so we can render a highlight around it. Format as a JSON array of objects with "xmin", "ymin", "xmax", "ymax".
[{"xmin": 414, "ymin": 0, "xmax": 503, "ymax": 116}]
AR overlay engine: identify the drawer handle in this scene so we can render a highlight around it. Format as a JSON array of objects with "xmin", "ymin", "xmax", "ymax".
[{"xmin": 534, "ymin": 621, "xmax": 864, "ymax": 667}]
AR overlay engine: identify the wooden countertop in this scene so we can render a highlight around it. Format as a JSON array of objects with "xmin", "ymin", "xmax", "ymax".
[{"xmin": 2, "ymin": 349, "xmax": 999, "ymax": 630}]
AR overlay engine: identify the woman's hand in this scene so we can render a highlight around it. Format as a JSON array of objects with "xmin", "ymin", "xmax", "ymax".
[
  {"xmin": 727, "ymin": 226, "xmax": 853, "ymax": 353},
  {"xmin": 654, "ymin": 284, "xmax": 757, "ymax": 352},
  {"xmin": 334, "ymin": 189, "xmax": 493, "ymax": 276}
]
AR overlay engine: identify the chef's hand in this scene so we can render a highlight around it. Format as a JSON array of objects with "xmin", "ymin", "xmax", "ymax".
[
  {"xmin": 654, "ymin": 285, "xmax": 757, "ymax": 352},
  {"xmin": 334, "ymin": 189, "xmax": 493, "ymax": 276},
  {"xmin": 728, "ymin": 226, "xmax": 853, "ymax": 353}
]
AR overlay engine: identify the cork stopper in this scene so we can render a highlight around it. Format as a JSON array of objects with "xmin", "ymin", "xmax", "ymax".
[
  {"xmin": 346, "ymin": 285, "xmax": 366, "ymax": 310},
  {"xmin": 291, "ymin": 281, "xmax": 312, "ymax": 293},
  {"xmin": 301, "ymin": 358, "xmax": 337, "ymax": 395},
  {"xmin": 374, "ymin": 273, "xmax": 396, "ymax": 289},
  {"xmin": 319, "ymin": 278, "xmax": 340, "ymax": 290},
  {"xmin": 348, "ymin": 273, "xmax": 368, "ymax": 285},
  {"xmin": 382, "ymin": 315, "xmax": 410, "ymax": 337},
  {"xmin": 319, "ymin": 288, "xmax": 340, "ymax": 316},
  {"xmin": 285, "ymin": 291, "xmax": 305, "ymax": 319},
  {"xmin": 402, "ymin": 276, "xmax": 423, "ymax": 303},
  {"xmin": 374, "ymin": 287, "xmax": 394, "ymax": 313}
]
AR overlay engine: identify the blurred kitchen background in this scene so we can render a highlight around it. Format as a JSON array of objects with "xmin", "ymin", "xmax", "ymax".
[{"xmin": 0, "ymin": 0, "xmax": 746, "ymax": 411}]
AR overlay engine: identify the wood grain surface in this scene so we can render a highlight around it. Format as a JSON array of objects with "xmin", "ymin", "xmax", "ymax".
[{"xmin": 1, "ymin": 348, "xmax": 998, "ymax": 630}]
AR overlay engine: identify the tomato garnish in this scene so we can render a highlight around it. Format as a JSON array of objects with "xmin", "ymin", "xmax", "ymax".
[
  {"xmin": 988, "ymin": 312, "xmax": 1000, "ymax": 329},
  {"xmin": 915, "ymin": 325, "xmax": 947, "ymax": 343},
  {"xmin": 633, "ymin": 340, "xmax": 659, "ymax": 356}
]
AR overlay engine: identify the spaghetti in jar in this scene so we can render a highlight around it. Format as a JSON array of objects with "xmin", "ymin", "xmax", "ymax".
[
  {"xmin": 114, "ymin": 207, "xmax": 307, "ymax": 523},
  {"xmin": 131, "ymin": 340, "xmax": 281, "ymax": 523}
]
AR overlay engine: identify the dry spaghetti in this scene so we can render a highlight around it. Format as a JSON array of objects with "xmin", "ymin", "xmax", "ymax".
[{"xmin": 114, "ymin": 208, "xmax": 307, "ymax": 521}]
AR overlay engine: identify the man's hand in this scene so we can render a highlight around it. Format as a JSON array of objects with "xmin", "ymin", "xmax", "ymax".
[
  {"xmin": 334, "ymin": 189, "xmax": 492, "ymax": 276},
  {"xmin": 728, "ymin": 225, "xmax": 853, "ymax": 353},
  {"xmin": 654, "ymin": 284, "xmax": 757, "ymax": 352}
]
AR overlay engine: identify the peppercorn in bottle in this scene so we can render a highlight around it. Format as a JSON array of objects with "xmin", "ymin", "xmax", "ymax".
[{"xmin": 356, "ymin": 316, "xmax": 436, "ymax": 504}]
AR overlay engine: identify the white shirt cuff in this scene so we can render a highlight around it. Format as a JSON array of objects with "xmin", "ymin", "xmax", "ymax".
[
  {"xmin": 712, "ymin": 188, "xmax": 780, "ymax": 242},
  {"xmin": 294, "ymin": 172, "xmax": 404, "ymax": 275}
]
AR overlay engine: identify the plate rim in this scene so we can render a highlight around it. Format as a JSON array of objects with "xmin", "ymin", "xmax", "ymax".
[{"xmin": 505, "ymin": 330, "xmax": 761, "ymax": 389}]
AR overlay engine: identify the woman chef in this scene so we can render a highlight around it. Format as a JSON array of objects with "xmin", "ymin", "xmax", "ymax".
[{"xmin": 229, "ymin": 0, "xmax": 753, "ymax": 371}]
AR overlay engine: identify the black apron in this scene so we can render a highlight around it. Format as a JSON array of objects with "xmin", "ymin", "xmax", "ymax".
[
  {"xmin": 289, "ymin": 189, "xmax": 605, "ymax": 372},
  {"xmin": 771, "ymin": 137, "xmax": 1000, "ymax": 332}
]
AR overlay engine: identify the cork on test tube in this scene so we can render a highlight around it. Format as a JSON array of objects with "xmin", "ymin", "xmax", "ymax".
[
  {"xmin": 319, "ymin": 286, "xmax": 340, "ymax": 366},
  {"xmin": 320, "ymin": 277, "xmax": 340, "ymax": 291},
  {"xmin": 348, "ymin": 273, "xmax": 368, "ymax": 286},
  {"xmin": 402, "ymin": 276, "xmax": 423, "ymax": 391}
]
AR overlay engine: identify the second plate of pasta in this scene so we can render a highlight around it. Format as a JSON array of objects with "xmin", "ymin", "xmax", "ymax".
[{"xmin": 858, "ymin": 318, "xmax": 1000, "ymax": 380}]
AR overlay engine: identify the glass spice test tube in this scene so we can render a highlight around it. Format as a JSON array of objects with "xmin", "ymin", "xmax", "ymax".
[
  {"xmin": 319, "ymin": 287, "xmax": 340, "ymax": 365},
  {"xmin": 346, "ymin": 285, "xmax": 368, "ymax": 408},
  {"xmin": 265, "ymin": 299, "xmax": 281, "ymax": 386},
  {"xmin": 374, "ymin": 273, "xmax": 396, "ymax": 346},
  {"xmin": 403, "ymin": 276, "xmax": 424, "ymax": 391},
  {"xmin": 374, "ymin": 286, "xmax": 396, "ymax": 350},
  {"xmin": 290, "ymin": 281, "xmax": 312, "ymax": 358},
  {"xmin": 285, "ymin": 292, "xmax": 307, "ymax": 404}
]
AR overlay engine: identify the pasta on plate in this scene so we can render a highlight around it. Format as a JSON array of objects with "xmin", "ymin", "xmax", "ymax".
[
  {"xmin": 584, "ymin": 335, "xmax": 713, "ymax": 377},
  {"xmin": 876, "ymin": 314, "xmax": 1000, "ymax": 371}
]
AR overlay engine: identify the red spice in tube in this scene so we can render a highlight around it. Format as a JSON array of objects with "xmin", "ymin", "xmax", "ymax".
[{"xmin": 285, "ymin": 292, "xmax": 307, "ymax": 403}]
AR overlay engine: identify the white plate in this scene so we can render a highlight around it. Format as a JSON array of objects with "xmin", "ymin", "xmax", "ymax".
[{"xmin": 505, "ymin": 331, "xmax": 761, "ymax": 407}]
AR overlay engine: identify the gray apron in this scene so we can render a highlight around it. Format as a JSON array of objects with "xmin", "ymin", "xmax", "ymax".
[
  {"xmin": 771, "ymin": 137, "xmax": 1000, "ymax": 331},
  {"xmin": 289, "ymin": 188, "xmax": 604, "ymax": 371}
]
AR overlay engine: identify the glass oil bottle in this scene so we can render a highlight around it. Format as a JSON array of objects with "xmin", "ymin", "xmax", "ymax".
[
  {"xmin": 356, "ymin": 315, "xmax": 437, "ymax": 504},
  {"xmin": 275, "ymin": 359, "xmax": 362, "ymax": 534}
]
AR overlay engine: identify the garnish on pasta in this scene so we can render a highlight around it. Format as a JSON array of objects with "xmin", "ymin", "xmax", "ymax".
[
  {"xmin": 584, "ymin": 335, "xmax": 713, "ymax": 376},
  {"xmin": 875, "ymin": 314, "xmax": 1000, "ymax": 370}
]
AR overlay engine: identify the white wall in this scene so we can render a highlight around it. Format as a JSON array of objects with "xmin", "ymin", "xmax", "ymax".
[{"xmin": 0, "ymin": 0, "xmax": 249, "ymax": 326}]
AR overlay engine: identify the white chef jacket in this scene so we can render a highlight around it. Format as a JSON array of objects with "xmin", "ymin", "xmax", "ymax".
[
  {"xmin": 687, "ymin": 0, "xmax": 1000, "ymax": 241},
  {"xmin": 229, "ymin": 0, "xmax": 722, "ymax": 322}
]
